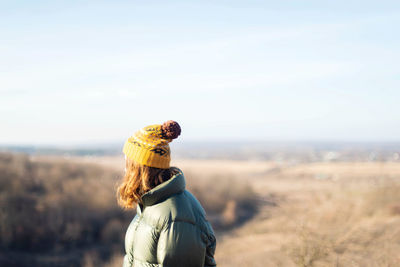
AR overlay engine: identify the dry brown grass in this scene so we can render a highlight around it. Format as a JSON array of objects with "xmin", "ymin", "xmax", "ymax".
[
  {"xmin": 281, "ymin": 184, "xmax": 400, "ymax": 266},
  {"xmin": 214, "ymin": 162, "xmax": 400, "ymax": 267}
]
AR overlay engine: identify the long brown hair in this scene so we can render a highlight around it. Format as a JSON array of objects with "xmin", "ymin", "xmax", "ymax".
[{"xmin": 116, "ymin": 158, "xmax": 180, "ymax": 209}]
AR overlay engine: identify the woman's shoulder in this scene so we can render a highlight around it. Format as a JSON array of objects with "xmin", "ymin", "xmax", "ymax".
[
  {"xmin": 176, "ymin": 190, "xmax": 215, "ymax": 238},
  {"xmin": 143, "ymin": 189, "xmax": 206, "ymax": 227},
  {"xmin": 181, "ymin": 189, "xmax": 206, "ymax": 217}
]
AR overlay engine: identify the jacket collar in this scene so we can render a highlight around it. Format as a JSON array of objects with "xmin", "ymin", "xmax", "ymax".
[{"xmin": 140, "ymin": 168, "xmax": 186, "ymax": 207}]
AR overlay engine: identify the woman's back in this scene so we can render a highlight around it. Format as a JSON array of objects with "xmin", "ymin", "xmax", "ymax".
[{"xmin": 123, "ymin": 169, "xmax": 217, "ymax": 267}]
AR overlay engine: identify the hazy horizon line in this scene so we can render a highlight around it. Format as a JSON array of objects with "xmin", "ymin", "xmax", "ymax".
[{"xmin": 2, "ymin": 138, "xmax": 400, "ymax": 149}]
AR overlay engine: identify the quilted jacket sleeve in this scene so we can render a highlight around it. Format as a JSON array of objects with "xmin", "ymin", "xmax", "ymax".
[
  {"xmin": 122, "ymin": 253, "xmax": 132, "ymax": 267},
  {"xmin": 204, "ymin": 221, "xmax": 217, "ymax": 267},
  {"xmin": 157, "ymin": 220, "xmax": 214, "ymax": 267},
  {"xmin": 122, "ymin": 214, "xmax": 138, "ymax": 267}
]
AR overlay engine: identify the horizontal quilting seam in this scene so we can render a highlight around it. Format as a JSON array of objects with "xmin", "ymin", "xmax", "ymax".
[
  {"xmin": 138, "ymin": 215, "xmax": 212, "ymax": 243},
  {"xmin": 139, "ymin": 216, "xmax": 163, "ymax": 231},
  {"xmin": 170, "ymin": 218, "xmax": 196, "ymax": 226},
  {"xmin": 166, "ymin": 220, "xmax": 212, "ymax": 243},
  {"xmin": 133, "ymin": 256, "xmax": 160, "ymax": 266}
]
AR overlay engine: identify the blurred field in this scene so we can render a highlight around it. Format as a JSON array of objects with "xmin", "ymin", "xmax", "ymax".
[
  {"xmin": 1, "ymin": 153, "xmax": 400, "ymax": 266},
  {"xmin": 213, "ymin": 162, "xmax": 400, "ymax": 267}
]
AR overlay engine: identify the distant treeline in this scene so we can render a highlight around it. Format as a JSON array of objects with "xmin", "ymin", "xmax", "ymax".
[
  {"xmin": 0, "ymin": 145, "xmax": 120, "ymax": 156},
  {"xmin": 1, "ymin": 141, "xmax": 400, "ymax": 161}
]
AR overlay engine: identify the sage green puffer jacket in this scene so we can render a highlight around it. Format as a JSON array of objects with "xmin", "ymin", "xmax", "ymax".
[{"xmin": 123, "ymin": 169, "xmax": 217, "ymax": 267}]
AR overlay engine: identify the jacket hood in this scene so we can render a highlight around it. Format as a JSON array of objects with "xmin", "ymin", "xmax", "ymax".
[{"xmin": 140, "ymin": 168, "xmax": 186, "ymax": 207}]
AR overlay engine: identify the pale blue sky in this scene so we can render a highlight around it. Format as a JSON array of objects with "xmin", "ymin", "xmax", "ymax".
[{"xmin": 1, "ymin": 1, "xmax": 399, "ymax": 145}]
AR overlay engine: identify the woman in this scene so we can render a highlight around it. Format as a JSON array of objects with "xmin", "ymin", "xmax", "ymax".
[{"xmin": 117, "ymin": 120, "xmax": 217, "ymax": 267}]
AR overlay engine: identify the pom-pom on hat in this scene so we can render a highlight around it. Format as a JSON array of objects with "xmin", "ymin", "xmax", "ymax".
[{"xmin": 123, "ymin": 120, "xmax": 181, "ymax": 169}]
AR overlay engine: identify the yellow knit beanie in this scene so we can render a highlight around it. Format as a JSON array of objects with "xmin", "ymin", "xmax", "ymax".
[{"xmin": 123, "ymin": 120, "xmax": 181, "ymax": 169}]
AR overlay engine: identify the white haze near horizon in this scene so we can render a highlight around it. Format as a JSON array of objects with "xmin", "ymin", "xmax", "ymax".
[{"xmin": 1, "ymin": 0, "xmax": 400, "ymax": 146}]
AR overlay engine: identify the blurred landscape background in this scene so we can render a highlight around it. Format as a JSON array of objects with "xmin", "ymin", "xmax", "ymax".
[
  {"xmin": 1, "ymin": 142, "xmax": 400, "ymax": 266},
  {"xmin": 1, "ymin": 0, "xmax": 400, "ymax": 266}
]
